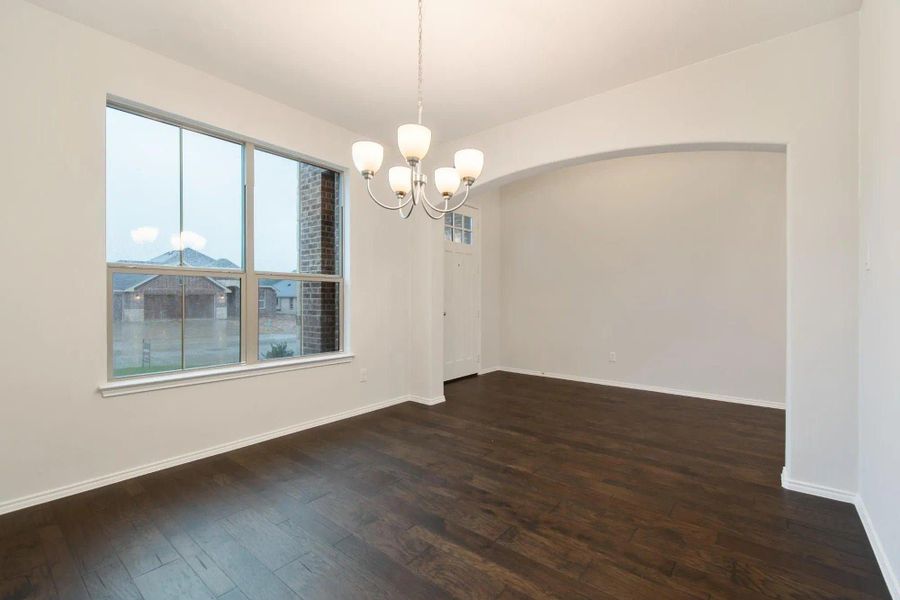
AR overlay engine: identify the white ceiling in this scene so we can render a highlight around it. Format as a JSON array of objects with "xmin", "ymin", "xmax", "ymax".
[{"xmin": 28, "ymin": 0, "xmax": 860, "ymax": 142}]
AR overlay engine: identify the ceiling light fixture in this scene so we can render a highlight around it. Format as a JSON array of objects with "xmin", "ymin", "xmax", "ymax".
[{"xmin": 350, "ymin": 0, "xmax": 484, "ymax": 219}]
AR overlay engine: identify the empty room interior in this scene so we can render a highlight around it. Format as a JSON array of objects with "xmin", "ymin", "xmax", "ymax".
[{"xmin": 1, "ymin": 0, "xmax": 899, "ymax": 598}]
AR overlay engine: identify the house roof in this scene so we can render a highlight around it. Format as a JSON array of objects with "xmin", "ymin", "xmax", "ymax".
[
  {"xmin": 113, "ymin": 248, "xmax": 239, "ymax": 292},
  {"xmin": 143, "ymin": 247, "xmax": 240, "ymax": 269},
  {"xmin": 112, "ymin": 273, "xmax": 155, "ymax": 292},
  {"xmin": 258, "ymin": 279, "xmax": 299, "ymax": 299}
]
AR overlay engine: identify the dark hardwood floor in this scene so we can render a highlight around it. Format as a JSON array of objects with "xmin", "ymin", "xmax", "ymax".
[{"xmin": 0, "ymin": 371, "xmax": 890, "ymax": 599}]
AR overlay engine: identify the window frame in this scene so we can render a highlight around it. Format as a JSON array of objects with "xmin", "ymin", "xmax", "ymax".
[
  {"xmin": 105, "ymin": 98, "xmax": 348, "ymax": 384},
  {"xmin": 444, "ymin": 212, "xmax": 475, "ymax": 248}
]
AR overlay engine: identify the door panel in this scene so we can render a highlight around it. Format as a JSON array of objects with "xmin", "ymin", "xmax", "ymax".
[{"xmin": 444, "ymin": 206, "xmax": 480, "ymax": 381}]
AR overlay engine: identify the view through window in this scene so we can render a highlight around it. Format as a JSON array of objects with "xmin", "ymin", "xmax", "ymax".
[
  {"xmin": 107, "ymin": 105, "xmax": 343, "ymax": 378},
  {"xmin": 444, "ymin": 212, "xmax": 473, "ymax": 245}
]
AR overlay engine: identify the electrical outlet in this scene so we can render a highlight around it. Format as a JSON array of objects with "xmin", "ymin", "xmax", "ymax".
[
  {"xmin": 609, "ymin": 352, "xmax": 617, "ymax": 363},
  {"xmin": 359, "ymin": 368, "xmax": 368, "ymax": 382}
]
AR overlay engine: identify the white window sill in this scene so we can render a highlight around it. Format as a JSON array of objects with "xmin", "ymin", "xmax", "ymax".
[{"xmin": 98, "ymin": 352, "xmax": 355, "ymax": 398}]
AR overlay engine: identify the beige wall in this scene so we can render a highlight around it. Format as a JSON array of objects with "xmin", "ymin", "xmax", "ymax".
[
  {"xmin": 488, "ymin": 150, "xmax": 786, "ymax": 405},
  {"xmin": 0, "ymin": 0, "xmax": 412, "ymax": 510},
  {"xmin": 858, "ymin": 0, "xmax": 900, "ymax": 592}
]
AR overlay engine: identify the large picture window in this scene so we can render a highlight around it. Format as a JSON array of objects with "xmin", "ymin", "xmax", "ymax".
[{"xmin": 106, "ymin": 104, "xmax": 343, "ymax": 379}]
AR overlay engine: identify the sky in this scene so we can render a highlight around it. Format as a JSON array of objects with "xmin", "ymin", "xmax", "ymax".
[{"xmin": 106, "ymin": 107, "xmax": 305, "ymax": 273}]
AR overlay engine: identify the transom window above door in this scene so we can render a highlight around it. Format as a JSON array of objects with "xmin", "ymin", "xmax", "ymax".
[
  {"xmin": 106, "ymin": 104, "xmax": 344, "ymax": 380},
  {"xmin": 444, "ymin": 212, "xmax": 473, "ymax": 245}
]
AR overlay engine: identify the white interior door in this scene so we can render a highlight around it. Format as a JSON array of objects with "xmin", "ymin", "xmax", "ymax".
[{"xmin": 443, "ymin": 206, "xmax": 481, "ymax": 381}]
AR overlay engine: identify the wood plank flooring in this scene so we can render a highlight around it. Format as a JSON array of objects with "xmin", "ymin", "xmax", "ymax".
[{"xmin": 0, "ymin": 372, "xmax": 890, "ymax": 599}]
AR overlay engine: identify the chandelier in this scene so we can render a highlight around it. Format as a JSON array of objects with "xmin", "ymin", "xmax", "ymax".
[{"xmin": 350, "ymin": 0, "xmax": 484, "ymax": 219}]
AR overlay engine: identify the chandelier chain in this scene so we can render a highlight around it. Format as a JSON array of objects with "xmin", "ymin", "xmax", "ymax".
[{"xmin": 417, "ymin": 0, "xmax": 423, "ymax": 124}]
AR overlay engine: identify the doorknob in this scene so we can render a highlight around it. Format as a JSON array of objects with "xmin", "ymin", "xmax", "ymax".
[{"xmin": 443, "ymin": 311, "xmax": 447, "ymax": 316}]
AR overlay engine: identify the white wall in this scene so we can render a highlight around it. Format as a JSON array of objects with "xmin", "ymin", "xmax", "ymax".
[
  {"xmin": 469, "ymin": 188, "xmax": 503, "ymax": 371},
  {"xmin": 858, "ymin": 0, "xmax": 900, "ymax": 593},
  {"xmin": 492, "ymin": 150, "xmax": 786, "ymax": 405},
  {"xmin": 436, "ymin": 15, "xmax": 860, "ymax": 492},
  {"xmin": 0, "ymin": 0, "xmax": 412, "ymax": 510}
]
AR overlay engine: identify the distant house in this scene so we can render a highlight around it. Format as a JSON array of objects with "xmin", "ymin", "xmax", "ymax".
[
  {"xmin": 258, "ymin": 279, "xmax": 299, "ymax": 317},
  {"xmin": 112, "ymin": 249, "xmax": 240, "ymax": 322}
]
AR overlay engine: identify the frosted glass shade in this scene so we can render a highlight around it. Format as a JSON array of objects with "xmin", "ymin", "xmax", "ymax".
[
  {"xmin": 389, "ymin": 166, "xmax": 412, "ymax": 194},
  {"xmin": 397, "ymin": 124, "xmax": 432, "ymax": 161},
  {"xmin": 434, "ymin": 167, "xmax": 461, "ymax": 196},
  {"xmin": 454, "ymin": 148, "xmax": 484, "ymax": 181},
  {"xmin": 352, "ymin": 141, "xmax": 384, "ymax": 174}
]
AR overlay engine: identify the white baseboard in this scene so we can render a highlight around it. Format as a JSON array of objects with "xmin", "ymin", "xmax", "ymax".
[
  {"xmin": 489, "ymin": 366, "xmax": 785, "ymax": 410},
  {"xmin": 780, "ymin": 467, "xmax": 857, "ymax": 503},
  {"xmin": 856, "ymin": 495, "xmax": 900, "ymax": 600},
  {"xmin": 780, "ymin": 467, "xmax": 897, "ymax": 599},
  {"xmin": 409, "ymin": 394, "xmax": 446, "ymax": 406},
  {"xmin": 0, "ymin": 393, "xmax": 421, "ymax": 517},
  {"xmin": 477, "ymin": 366, "xmax": 502, "ymax": 375}
]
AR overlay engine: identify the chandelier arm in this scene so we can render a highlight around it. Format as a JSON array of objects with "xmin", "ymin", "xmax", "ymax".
[
  {"xmin": 414, "ymin": 183, "xmax": 442, "ymax": 220},
  {"xmin": 419, "ymin": 197, "xmax": 444, "ymax": 220},
  {"xmin": 399, "ymin": 198, "xmax": 416, "ymax": 219},
  {"xmin": 366, "ymin": 177, "xmax": 412, "ymax": 210},
  {"xmin": 419, "ymin": 184, "xmax": 471, "ymax": 214}
]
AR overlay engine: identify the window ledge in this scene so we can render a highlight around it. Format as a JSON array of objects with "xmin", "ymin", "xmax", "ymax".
[{"xmin": 98, "ymin": 352, "xmax": 355, "ymax": 398}]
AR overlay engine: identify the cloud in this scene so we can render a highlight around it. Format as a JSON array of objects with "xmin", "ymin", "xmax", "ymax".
[
  {"xmin": 170, "ymin": 230, "xmax": 207, "ymax": 251},
  {"xmin": 130, "ymin": 226, "xmax": 159, "ymax": 244}
]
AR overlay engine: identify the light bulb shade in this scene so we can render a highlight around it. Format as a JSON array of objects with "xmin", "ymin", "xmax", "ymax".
[
  {"xmin": 434, "ymin": 167, "xmax": 461, "ymax": 196},
  {"xmin": 389, "ymin": 166, "xmax": 412, "ymax": 194},
  {"xmin": 454, "ymin": 148, "xmax": 484, "ymax": 181},
  {"xmin": 352, "ymin": 141, "xmax": 384, "ymax": 174},
  {"xmin": 397, "ymin": 124, "xmax": 432, "ymax": 161}
]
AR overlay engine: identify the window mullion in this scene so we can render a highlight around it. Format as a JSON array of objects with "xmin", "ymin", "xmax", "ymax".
[
  {"xmin": 107, "ymin": 268, "xmax": 114, "ymax": 380},
  {"xmin": 339, "ymin": 279, "xmax": 345, "ymax": 353},
  {"xmin": 180, "ymin": 274, "xmax": 186, "ymax": 370},
  {"xmin": 179, "ymin": 128, "xmax": 186, "ymax": 370},
  {"xmin": 245, "ymin": 143, "xmax": 258, "ymax": 365}
]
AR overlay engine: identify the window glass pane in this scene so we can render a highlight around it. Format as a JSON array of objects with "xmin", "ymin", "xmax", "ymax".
[
  {"xmin": 444, "ymin": 214, "xmax": 453, "ymax": 226},
  {"xmin": 299, "ymin": 164, "xmax": 341, "ymax": 275},
  {"xmin": 259, "ymin": 279, "xmax": 300, "ymax": 359},
  {"xmin": 463, "ymin": 231, "xmax": 472, "ymax": 245},
  {"xmin": 452, "ymin": 228, "xmax": 461, "ymax": 243},
  {"xmin": 184, "ymin": 277, "xmax": 241, "ymax": 369},
  {"xmin": 112, "ymin": 273, "xmax": 182, "ymax": 377},
  {"xmin": 258, "ymin": 280, "xmax": 339, "ymax": 359},
  {"xmin": 254, "ymin": 150, "xmax": 299, "ymax": 273},
  {"xmin": 182, "ymin": 130, "xmax": 243, "ymax": 269},
  {"xmin": 444, "ymin": 226, "xmax": 453, "ymax": 241},
  {"xmin": 463, "ymin": 215, "xmax": 472, "ymax": 231},
  {"xmin": 106, "ymin": 108, "xmax": 180, "ymax": 264},
  {"xmin": 254, "ymin": 155, "xmax": 341, "ymax": 276}
]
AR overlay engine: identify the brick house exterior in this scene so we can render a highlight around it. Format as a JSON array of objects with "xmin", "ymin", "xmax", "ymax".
[
  {"xmin": 113, "ymin": 273, "xmax": 234, "ymax": 322},
  {"xmin": 257, "ymin": 286, "xmax": 278, "ymax": 317}
]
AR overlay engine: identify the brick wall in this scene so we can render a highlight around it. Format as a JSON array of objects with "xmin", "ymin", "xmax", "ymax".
[
  {"xmin": 299, "ymin": 164, "xmax": 340, "ymax": 354},
  {"xmin": 300, "ymin": 282, "xmax": 339, "ymax": 355}
]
